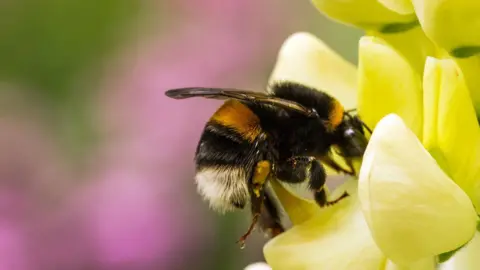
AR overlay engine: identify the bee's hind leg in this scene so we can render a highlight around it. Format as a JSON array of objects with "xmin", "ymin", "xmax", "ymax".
[
  {"xmin": 258, "ymin": 186, "xmax": 285, "ymax": 238},
  {"xmin": 236, "ymin": 160, "xmax": 271, "ymax": 248}
]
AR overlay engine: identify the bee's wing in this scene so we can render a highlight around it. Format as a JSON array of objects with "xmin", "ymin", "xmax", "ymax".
[{"xmin": 165, "ymin": 87, "xmax": 318, "ymax": 117}]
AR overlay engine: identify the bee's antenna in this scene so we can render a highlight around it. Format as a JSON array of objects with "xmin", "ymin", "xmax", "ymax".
[
  {"xmin": 361, "ymin": 120, "xmax": 372, "ymax": 134},
  {"xmin": 345, "ymin": 108, "xmax": 357, "ymax": 114}
]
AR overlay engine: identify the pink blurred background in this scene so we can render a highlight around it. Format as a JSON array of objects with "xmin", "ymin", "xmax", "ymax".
[{"xmin": 0, "ymin": 1, "xmax": 360, "ymax": 269}]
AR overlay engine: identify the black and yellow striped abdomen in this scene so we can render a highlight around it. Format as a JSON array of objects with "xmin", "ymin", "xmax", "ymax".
[{"xmin": 194, "ymin": 100, "xmax": 264, "ymax": 213}]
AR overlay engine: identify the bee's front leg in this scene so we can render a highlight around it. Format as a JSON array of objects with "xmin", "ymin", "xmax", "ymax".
[{"xmin": 320, "ymin": 154, "xmax": 355, "ymax": 175}]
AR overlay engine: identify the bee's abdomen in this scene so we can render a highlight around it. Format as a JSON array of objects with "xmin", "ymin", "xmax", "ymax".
[
  {"xmin": 194, "ymin": 102, "xmax": 262, "ymax": 212},
  {"xmin": 195, "ymin": 166, "xmax": 249, "ymax": 213},
  {"xmin": 194, "ymin": 125, "xmax": 255, "ymax": 212}
]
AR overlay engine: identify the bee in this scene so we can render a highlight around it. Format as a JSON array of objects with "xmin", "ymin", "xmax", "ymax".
[{"xmin": 165, "ymin": 81, "xmax": 370, "ymax": 247}]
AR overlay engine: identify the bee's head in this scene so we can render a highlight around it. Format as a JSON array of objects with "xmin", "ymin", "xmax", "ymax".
[{"xmin": 334, "ymin": 112, "xmax": 370, "ymax": 158}]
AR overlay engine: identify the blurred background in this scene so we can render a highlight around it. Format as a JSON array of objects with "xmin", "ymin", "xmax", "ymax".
[{"xmin": 0, "ymin": 1, "xmax": 361, "ymax": 269}]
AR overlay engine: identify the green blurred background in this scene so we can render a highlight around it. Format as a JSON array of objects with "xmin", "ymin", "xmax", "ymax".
[{"xmin": 0, "ymin": 1, "xmax": 361, "ymax": 269}]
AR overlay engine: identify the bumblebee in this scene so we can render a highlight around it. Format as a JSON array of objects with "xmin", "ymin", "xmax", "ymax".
[{"xmin": 165, "ymin": 81, "xmax": 370, "ymax": 247}]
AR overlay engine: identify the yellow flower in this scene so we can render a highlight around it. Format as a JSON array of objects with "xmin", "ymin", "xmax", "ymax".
[
  {"xmin": 313, "ymin": 0, "xmax": 480, "ymax": 114},
  {"xmin": 408, "ymin": 0, "xmax": 480, "ymax": 58},
  {"xmin": 421, "ymin": 57, "xmax": 480, "ymax": 208},
  {"xmin": 440, "ymin": 232, "xmax": 480, "ymax": 270},
  {"xmin": 454, "ymin": 56, "xmax": 480, "ymax": 120},
  {"xmin": 264, "ymin": 179, "xmax": 385, "ymax": 269},
  {"xmin": 357, "ymin": 36, "xmax": 423, "ymax": 139},
  {"xmin": 377, "ymin": 0, "xmax": 414, "ymax": 15},
  {"xmin": 314, "ymin": 0, "xmax": 480, "ymax": 58},
  {"xmin": 262, "ymin": 26, "xmax": 480, "ymax": 270},
  {"xmin": 259, "ymin": 2, "xmax": 480, "ymax": 269},
  {"xmin": 263, "ymin": 33, "xmax": 386, "ymax": 269},
  {"xmin": 359, "ymin": 113, "xmax": 477, "ymax": 265},
  {"xmin": 244, "ymin": 262, "xmax": 272, "ymax": 270},
  {"xmin": 311, "ymin": 0, "xmax": 417, "ymax": 33}
]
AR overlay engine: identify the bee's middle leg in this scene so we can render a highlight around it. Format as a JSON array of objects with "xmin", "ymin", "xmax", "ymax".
[{"xmin": 276, "ymin": 156, "xmax": 349, "ymax": 207}]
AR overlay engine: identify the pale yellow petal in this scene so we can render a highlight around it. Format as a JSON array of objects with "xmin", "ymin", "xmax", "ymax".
[
  {"xmin": 384, "ymin": 258, "xmax": 436, "ymax": 270},
  {"xmin": 357, "ymin": 36, "xmax": 423, "ymax": 139},
  {"xmin": 244, "ymin": 262, "xmax": 272, "ymax": 270},
  {"xmin": 377, "ymin": 0, "xmax": 414, "ymax": 15},
  {"xmin": 422, "ymin": 57, "xmax": 480, "ymax": 204},
  {"xmin": 269, "ymin": 180, "xmax": 320, "ymax": 226},
  {"xmin": 454, "ymin": 56, "xmax": 480, "ymax": 117},
  {"xmin": 269, "ymin": 32, "xmax": 357, "ymax": 109},
  {"xmin": 358, "ymin": 114, "xmax": 478, "ymax": 265},
  {"xmin": 264, "ymin": 179, "xmax": 385, "ymax": 270},
  {"xmin": 369, "ymin": 26, "xmax": 438, "ymax": 76},
  {"xmin": 439, "ymin": 232, "xmax": 480, "ymax": 270},
  {"xmin": 312, "ymin": 0, "xmax": 417, "ymax": 32},
  {"xmin": 411, "ymin": 0, "xmax": 480, "ymax": 57}
]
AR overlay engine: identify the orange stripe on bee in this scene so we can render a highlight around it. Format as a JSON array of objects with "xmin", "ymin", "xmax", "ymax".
[
  {"xmin": 328, "ymin": 99, "xmax": 344, "ymax": 130},
  {"xmin": 210, "ymin": 100, "xmax": 262, "ymax": 142}
]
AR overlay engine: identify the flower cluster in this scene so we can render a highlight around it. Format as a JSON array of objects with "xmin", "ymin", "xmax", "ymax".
[{"xmin": 248, "ymin": 1, "xmax": 480, "ymax": 269}]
